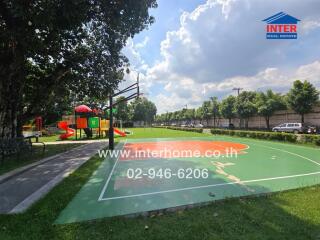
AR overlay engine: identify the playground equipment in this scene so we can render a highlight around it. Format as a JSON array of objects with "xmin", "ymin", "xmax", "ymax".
[
  {"xmin": 114, "ymin": 128, "xmax": 126, "ymax": 137},
  {"xmin": 57, "ymin": 72, "xmax": 139, "ymax": 146},
  {"xmin": 22, "ymin": 116, "xmax": 43, "ymax": 141},
  {"xmin": 57, "ymin": 105, "xmax": 126, "ymax": 140},
  {"xmin": 58, "ymin": 121, "xmax": 75, "ymax": 140}
]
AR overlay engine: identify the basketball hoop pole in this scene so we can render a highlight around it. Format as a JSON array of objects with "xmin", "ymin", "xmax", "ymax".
[
  {"xmin": 107, "ymin": 74, "xmax": 141, "ymax": 150},
  {"xmin": 108, "ymin": 94, "xmax": 115, "ymax": 150}
]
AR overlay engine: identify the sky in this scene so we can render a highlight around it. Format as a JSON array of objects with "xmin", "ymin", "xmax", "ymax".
[{"xmin": 122, "ymin": 0, "xmax": 320, "ymax": 113}]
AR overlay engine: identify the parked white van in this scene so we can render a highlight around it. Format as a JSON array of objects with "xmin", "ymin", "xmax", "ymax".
[{"xmin": 272, "ymin": 123, "xmax": 306, "ymax": 134}]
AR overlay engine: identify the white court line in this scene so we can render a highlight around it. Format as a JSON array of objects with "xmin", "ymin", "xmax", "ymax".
[
  {"xmin": 215, "ymin": 134, "xmax": 320, "ymax": 151},
  {"xmin": 98, "ymin": 140, "xmax": 127, "ymax": 201},
  {"xmin": 212, "ymin": 135, "xmax": 320, "ymax": 166},
  {"xmin": 249, "ymin": 142, "xmax": 320, "ymax": 167},
  {"xmin": 98, "ymin": 138, "xmax": 320, "ymax": 201},
  {"xmin": 99, "ymin": 171, "xmax": 320, "ymax": 201}
]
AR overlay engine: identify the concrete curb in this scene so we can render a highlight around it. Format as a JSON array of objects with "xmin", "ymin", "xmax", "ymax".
[{"xmin": 0, "ymin": 144, "xmax": 88, "ymax": 184}]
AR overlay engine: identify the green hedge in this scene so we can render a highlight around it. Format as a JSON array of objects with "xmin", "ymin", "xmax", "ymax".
[
  {"xmin": 211, "ymin": 128, "xmax": 320, "ymax": 145},
  {"xmin": 299, "ymin": 134, "xmax": 320, "ymax": 146},
  {"xmin": 154, "ymin": 126, "xmax": 203, "ymax": 133}
]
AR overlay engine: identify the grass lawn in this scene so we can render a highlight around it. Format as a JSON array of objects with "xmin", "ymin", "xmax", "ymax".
[
  {"xmin": 124, "ymin": 127, "xmax": 209, "ymax": 139},
  {"xmin": 33, "ymin": 135, "xmax": 61, "ymax": 142},
  {"xmin": 1, "ymin": 128, "xmax": 320, "ymax": 239},
  {"xmin": 0, "ymin": 144, "xmax": 81, "ymax": 175},
  {"xmin": 32, "ymin": 134, "xmax": 94, "ymax": 142},
  {"xmin": 35, "ymin": 127, "xmax": 207, "ymax": 142}
]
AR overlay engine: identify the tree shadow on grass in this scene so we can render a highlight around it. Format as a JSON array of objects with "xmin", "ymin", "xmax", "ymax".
[{"xmin": 76, "ymin": 184, "xmax": 320, "ymax": 240}]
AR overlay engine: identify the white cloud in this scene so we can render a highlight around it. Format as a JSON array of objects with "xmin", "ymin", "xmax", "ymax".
[
  {"xmin": 153, "ymin": 60, "xmax": 320, "ymax": 113},
  {"xmin": 123, "ymin": 0, "xmax": 320, "ymax": 113},
  {"xmin": 218, "ymin": 61, "xmax": 320, "ymax": 91},
  {"xmin": 135, "ymin": 36, "xmax": 150, "ymax": 49},
  {"xmin": 122, "ymin": 39, "xmax": 145, "ymax": 70},
  {"xmin": 120, "ymin": 37, "xmax": 152, "ymax": 98},
  {"xmin": 301, "ymin": 19, "xmax": 320, "ymax": 33}
]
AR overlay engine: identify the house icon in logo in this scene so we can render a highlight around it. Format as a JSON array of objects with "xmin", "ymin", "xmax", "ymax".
[{"xmin": 263, "ymin": 12, "xmax": 300, "ymax": 39}]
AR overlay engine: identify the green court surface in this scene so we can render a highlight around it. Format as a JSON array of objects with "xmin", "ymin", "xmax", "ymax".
[{"xmin": 56, "ymin": 136, "xmax": 320, "ymax": 224}]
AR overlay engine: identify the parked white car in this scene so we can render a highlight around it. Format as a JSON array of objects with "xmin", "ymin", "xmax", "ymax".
[{"xmin": 195, "ymin": 123, "xmax": 204, "ymax": 128}]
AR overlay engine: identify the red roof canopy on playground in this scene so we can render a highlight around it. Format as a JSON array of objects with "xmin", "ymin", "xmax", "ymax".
[{"xmin": 75, "ymin": 105, "xmax": 92, "ymax": 113}]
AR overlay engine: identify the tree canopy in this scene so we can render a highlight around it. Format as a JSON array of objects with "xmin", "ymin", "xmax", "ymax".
[
  {"xmin": 255, "ymin": 90, "xmax": 286, "ymax": 129},
  {"xmin": 211, "ymin": 96, "xmax": 220, "ymax": 127},
  {"xmin": 235, "ymin": 91, "xmax": 257, "ymax": 128},
  {"xmin": 155, "ymin": 81, "xmax": 319, "ymax": 128},
  {"xmin": 219, "ymin": 95, "xmax": 236, "ymax": 124},
  {"xmin": 0, "ymin": 0, "xmax": 157, "ymax": 138},
  {"xmin": 131, "ymin": 97, "xmax": 157, "ymax": 124},
  {"xmin": 286, "ymin": 80, "xmax": 319, "ymax": 123}
]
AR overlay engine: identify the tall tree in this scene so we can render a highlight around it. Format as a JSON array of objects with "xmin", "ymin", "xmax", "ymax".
[
  {"xmin": 176, "ymin": 110, "xmax": 182, "ymax": 122},
  {"xmin": 210, "ymin": 97, "xmax": 220, "ymax": 128},
  {"xmin": 114, "ymin": 96, "xmax": 130, "ymax": 122},
  {"xmin": 286, "ymin": 80, "xmax": 319, "ymax": 123},
  {"xmin": 167, "ymin": 112, "xmax": 172, "ymax": 124},
  {"xmin": 199, "ymin": 101, "xmax": 212, "ymax": 126},
  {"xmin": 144, "ymin": 100, "xmax": 157, "ymax": 124},
  {"xmin": 0, "ymin": 0, "xmax": 157, "ymax": 138},
  {"xmin": 220, "ymin": 96, "xmax": 236, "ymax": 125},
  {"xmin": 235, "ymin": 91, "xmax": 257, "ymax": 129},
  {"xmin": 255, "ymin": 90, "xmax": 286, "ymax": 130},
  {"xmin": 195, "ymin": 107, "xmax": 203, "ymax": 123},
  {"xmin": 184, "ymin": 109, "xmax": 196, "ymax": 123},
  {"xmin": 131, "ymin": 97, "xmax": 157, "ymax": 125}
]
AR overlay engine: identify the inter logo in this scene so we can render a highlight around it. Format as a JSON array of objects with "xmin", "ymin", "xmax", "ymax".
[{"xmin": 263, "ymin": 12, "xmax": 300, "ymax": 39}]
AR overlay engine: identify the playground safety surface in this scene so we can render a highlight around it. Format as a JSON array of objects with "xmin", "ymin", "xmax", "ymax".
[{"xmin": 56, "ymin": 136, "xmax": 320, "ymax": 224}]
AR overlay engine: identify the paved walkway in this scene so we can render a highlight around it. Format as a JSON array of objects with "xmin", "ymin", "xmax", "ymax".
[
  {"xmin": 0, "ymin": 142, "xmax": 107, "ymax": 214},
  {"xmin": 33, "ymin": 139, "xmax": 109, "ymax": 145}
]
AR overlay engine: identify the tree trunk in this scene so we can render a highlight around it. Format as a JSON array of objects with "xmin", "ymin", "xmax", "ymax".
[
  {"xmin": 0, "ymin": 81, "xmax": 22, "ymax": 138},
  {"xmin": 228, "ymin": 118, "xmax": 231, "ymax": 125},
  {"xmin": 0, "ymin": 48, "xmax": 25, "ymax": 138},
  {"xmin": 265, "ymin": 116, "xmax": 270, "ymax": 130},
  {"xmin": 301, "ymin": 114, "xmax": 304, "ymax": 123},
  {"xmin": 239, "ymin": 118, "xmax": 243, "ymax": 128},
  {"xmin": 245, "ymin": 118, "xmax": 249, "ymax": 129}
]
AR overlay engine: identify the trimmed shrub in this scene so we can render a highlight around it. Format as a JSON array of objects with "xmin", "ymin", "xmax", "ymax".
[
  {"xmin": 300, "ymin": 134, "xmax": 320, "ymax": 146},
  {"xmin": 154, "ymin": 126, "xmax": 203, "ymax": 133},
  {"xmin": 210, "ymin": 129, "xmax": 298, "ymax": 143}
]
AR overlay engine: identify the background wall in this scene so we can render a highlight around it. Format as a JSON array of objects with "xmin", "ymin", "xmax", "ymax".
[{"xmin": 172, "ymin": 106, "xmax": 320, "ymax": 129}]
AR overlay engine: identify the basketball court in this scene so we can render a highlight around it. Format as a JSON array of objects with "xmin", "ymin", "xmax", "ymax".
[{"xmin": 56, "ymin": 136, "xmax": 320, "ymax": 224}]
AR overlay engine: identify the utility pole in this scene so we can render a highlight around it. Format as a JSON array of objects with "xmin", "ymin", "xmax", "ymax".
[
  {"xmin": 137, "ymin": 73, "xmax": 140, "ymax": 98},
  {"xmin": 232, "ymin": 87, "xmax": 243, "ymax": 128},
  {"xmin": 166, "ymin": 110, "xmax": 169, "ymax": 125},
  {"xmin": 232, "ymin": 87, "xmax": 243, "ymax": 96}
]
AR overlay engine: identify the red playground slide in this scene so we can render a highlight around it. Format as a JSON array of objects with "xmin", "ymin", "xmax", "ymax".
[
  {"xmin": 114, "ymin": 128, "xmax": 126, "ymax": 137},
  {"xmin": 58, "ymin": 121, "xmax": 75, "ymax": 140}
]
